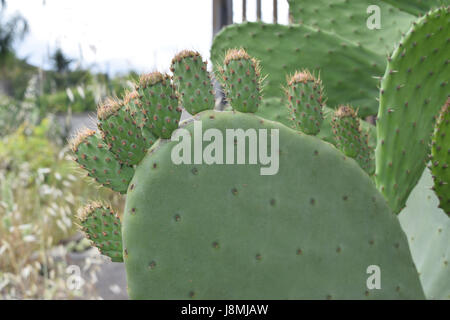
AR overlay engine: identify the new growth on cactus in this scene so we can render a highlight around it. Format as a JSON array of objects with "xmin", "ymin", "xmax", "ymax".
[
  {"xmin": 218, "ymin": 48, "xmax": 262, "ymax": 113},
  {"xmin": 70, "ymin": 128, "xmax": 134, "ymax": 194},
  {"xmin": 332, "ymin": 105, "xmax": 374, "ymax": 175},
  {"xmin": 170, "ymin": 50, "xmax": 215, "ymax": 115},
  {"xmin": 286, "ymin": 70, "xmax": 324, "ymax": 135},
  {"xmin": 137, "ymin": 72, "xmax": 182, "ymax": 139},
  {"xmin": 78, "ymin": 201, "xmax": 123, "ymax": 262}
]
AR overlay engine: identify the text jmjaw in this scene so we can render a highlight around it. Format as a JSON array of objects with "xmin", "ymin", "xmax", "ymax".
[{"xmin": 171, "ymin": 120, "xmax": 280, "ymax": 176}]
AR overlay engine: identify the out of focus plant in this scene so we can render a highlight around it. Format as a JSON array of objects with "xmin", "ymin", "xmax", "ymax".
[{"xmin": 0, "ymin": 118, "xmax": 124, "ymax": 299}]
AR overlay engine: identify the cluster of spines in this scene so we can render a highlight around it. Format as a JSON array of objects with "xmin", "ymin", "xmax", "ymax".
[
  {"xmin": 170, "ymin": 50, "xmax": 215, "ymax": 115},
  {"xmin": 137, "ymin": 72, "xmax": 182, "ymax": 139},
  {"xmin": 78, "ymin": 201, "xmax": 123, "ymax": 262},
  {"xmin": 70, "ymin": 128, "xmax": 134, "ymax": 194},
  {"xmin": 285, "ymin": 70, "xmax": 324, "ymax": 135},
  {"xmin": 430, "ymin": 99, "xmax": 449, "ymax": 215},
  {"xmin": 332, "ymin": 105, "xmax": 374, "ymax": 175},
  {"xmin": 219, "ymin": 48, "xmax": 262, "ymax": 113},
  {"xmin": 97, "ymin": 98, "xmax": 149, "ymax": 166}
]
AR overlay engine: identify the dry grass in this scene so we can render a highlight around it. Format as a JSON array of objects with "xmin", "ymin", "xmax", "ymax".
[{"xmin": 0, "ymin": 121, "xmax": 125, "ymax": 299}]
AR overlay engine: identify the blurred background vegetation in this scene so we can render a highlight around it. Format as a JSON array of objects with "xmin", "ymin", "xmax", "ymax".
[{"xmin": 0, "ymin": 0, "xmax": 128, "ymax": 299}]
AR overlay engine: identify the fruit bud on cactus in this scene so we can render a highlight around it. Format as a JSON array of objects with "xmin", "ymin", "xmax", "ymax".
[
  {"xmin": 97, "ymin": 98, "xmax": 148, "ymax": 166},
  {"xmin": 332, "ymin": 106, "xmax": 361, "ymax": 158},
  {"xmin": 430, "ymin": 99, "xmax": 449, "ymax": 215},
  {"xmin": 286, "ymin": 70, "xmax": 325, "ymax": 135},
  {"xmin": 219, "ymin": 48, "xmax": 262, "ymax": 113},
  {"xmin": 332, "ymin": 105, "xmax": 374, "ymax": 175},
  {"xmin": 170, "ymin": 50, "xmax": 215, "ymax": 115},
  {"xmin": 137, "ymin": 72, "xmax": 182, "ymax": 139},
  {"xmin": 70, "ymin": 128, "xmax": 134, "ymax": 194},
  {"xmin": 78, "ymin": 201, "xmax": 123, "ymax": 262}
]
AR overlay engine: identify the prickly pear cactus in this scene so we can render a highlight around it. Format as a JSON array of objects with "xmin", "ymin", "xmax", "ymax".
[
  {"xmin": 430, "ymin": 101, "xmax": 450, "ymax": 215},
  {"xmin": 288, "ymin": 0, "xmax": 427, "ymax": 53},
  {"xmin": 218, "ymin": 48, "xmax": 262, "ymax": 113},
  {"xmin": 78, "ymin": 201, "xmax": 123, "ymax": 262},
  {"xmin": 332, "ymin": 105, "xmax": 374, "ymax": 175},
  {"xmin": 212, "ymin": 22, "xmax": 383, "ymax": 117},
  {"xmin": 123, "ymin": 110, "xmax": 423, "ymax": 299},
  {"xmin": 170, "ymin": 50, "xmax": 215, "ymax": 115},
  {"xmin": 70, "ymin": 48, "xmax": 428, "ymax": 300},
  {"xmin": 70, "ymin": 128, "xmax": 134, "ymax": 194},
  {"xmin": 374, "ymin": 7, "xmax": 449, "ymax": 214},
  {"xmin": 137, "ymin": 72, "xmax": 182, "ymax": 139},
  {"xmin": 255, "ymin": 97, "xmax": 377, "ymax": 150},
  {"xmin": 286, "ymin": 71, "xmax": 324, "ymax": 135}
]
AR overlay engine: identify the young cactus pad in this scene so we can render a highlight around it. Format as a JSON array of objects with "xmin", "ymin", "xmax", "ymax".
[
  {"xmin": 332, "ymin": 106, "xmax": 374, "ymax": 175},
  {"xmin": 170, "ymin": 50, "xmax": 215, "ymax": 115},
  {"xmin": 286, "ymin": 70, "xmax": 324, "ymax": 135},
  {"xmin": 430, "ymin": 101, "xmax": 449, "ymax": 215},
  {"xmin": 219, "ymin": 48, "xmax": 262, "ymax": 113},
  {"xmin": 78, "ymin": 201, "xmax": 123, "ymax": 262},
  {"xmin": 70, "ymin": 128, "xmax": 134, "ymax": 194},
  {"xmin": 375, "ymin": 7, "xmax": 449, "ymax": 214},
  {"xmin": 122, "ymin": 111, "xmax": 424, "ymax": 299},
  {"xmin": 97, "ymin": 98, "xmax": 149, "ymax": 166},
  {"xmin": 137, "ymin": 72, "xmax": 182, "ymax": 139}
]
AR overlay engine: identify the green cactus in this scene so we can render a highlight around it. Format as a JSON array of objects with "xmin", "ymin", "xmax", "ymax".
[
  {"xmin": 78, "ymin": 201, "xmax": 123, "ymax": 262},
  {"xmin": 430, "ymin": 100, "xmax": 450, "ymax": 215},
  {"xmin": 123, "ymin": 110, "xmax": 423, "ymax": 299},
  {"xmin": 255, "ymin": 97, "xmax": 377, "ymax": 150},
  {"xmin": 374, "ymin": 7, "xmax": 449, "ymax": 214},
  {"xmin": 70, "ymin": 128, "xmax": 134, "ymax": 194},
  {"xmin": 71, "ymin": 49, "xmax": 431, "ymax": 299},
  {"xmin": 332, "ymin": 105, "xmax": 374, "ymax": 175},
  {"xmin": 212, "ymin": 0, "xmax": 444, "ymax": 118},
  {"xmin": 97, "ymin": 98, "xmax": 149, "ymax": 166},
  {"xmin": 137, "ymin": 72, "xmax": 182, "ymax": 139},
  {"xmin": 218, "ymin": 48, "xmax": 262, "ymax": 113},
  {"xmin": 122, "ymin": 89, "xmax": 158, "ymax": 148},
  {"xmin": 170, "ymin": 50, "xmax": 215, "ymax": 115},
  {"xmin": 285, "ymin": 70, "xmax": 324, "ymax": 135},
  {"xmin": 212, "ymin": 22, "xmax": 383, "ymax": 117},
  {"xmin": 288, "ymin": 0, "xmax": 416, "ymax": 53}
]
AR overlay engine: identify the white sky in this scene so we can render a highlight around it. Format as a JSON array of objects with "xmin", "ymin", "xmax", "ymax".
[{"xmin": 4, "ymin": 0, "xmax": 289, "ymax": 75}]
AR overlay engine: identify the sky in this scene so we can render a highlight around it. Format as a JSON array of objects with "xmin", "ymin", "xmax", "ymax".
[{"xmin": 4, "ymin": 0, "xmax": 289, "ymax": 75}]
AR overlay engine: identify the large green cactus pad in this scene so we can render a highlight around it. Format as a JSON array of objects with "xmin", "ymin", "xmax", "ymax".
[
  {"xmin": 211, "ymin": 22, "xmax": 383, "ymax": 117},
  {"xmin": 123, "ymin": 111, "xmax": 423, "ymax": 299},
  {"xmin": 288, "ymin": 0, "xmax": 415, "ymax": 53},
  {"xmin": 375, "ymin": 7, "xmax": 449, "ymax": 214},
  {"xmin": 399, "ymin": 168, "xmax": 450, "ymax": 299}
]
